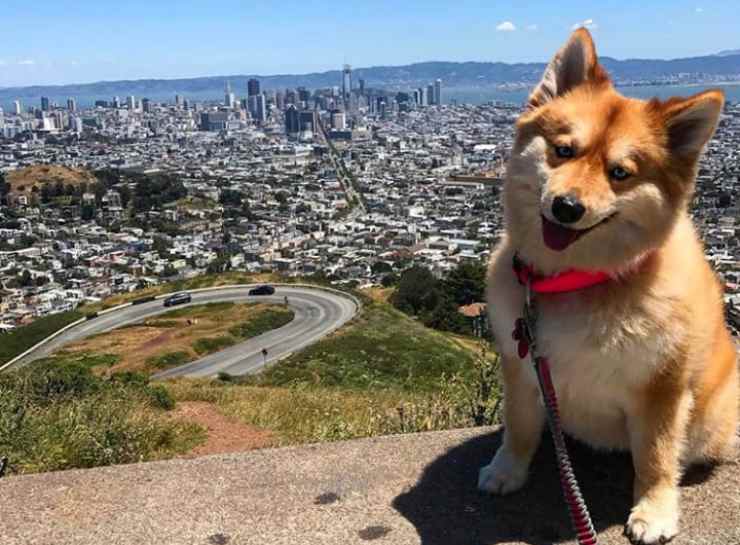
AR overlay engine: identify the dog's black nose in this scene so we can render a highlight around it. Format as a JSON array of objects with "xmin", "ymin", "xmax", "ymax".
[{"xmin": 552, "ymin": 195, "xmax": 585, "ymax": 224}]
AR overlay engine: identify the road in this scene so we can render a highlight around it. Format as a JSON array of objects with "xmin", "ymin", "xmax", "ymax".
[{"xmin": 11, "ymin": 285, "xmax": 358, "ymax": 379}]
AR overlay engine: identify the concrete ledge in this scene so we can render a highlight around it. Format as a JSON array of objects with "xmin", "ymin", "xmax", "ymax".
[{"xmin": 2, "ymin": 427, "xmax": 738, "ymax": 545}]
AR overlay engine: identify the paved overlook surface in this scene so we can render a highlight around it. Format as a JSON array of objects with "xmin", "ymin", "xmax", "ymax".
[{"xmin": 2, "ymin": 427, "xmax": 738, "ymax": 545}]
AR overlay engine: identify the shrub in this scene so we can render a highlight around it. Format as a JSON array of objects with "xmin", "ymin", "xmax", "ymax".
[
  {"xmin": 145, "ymin": 351, "xmax": 190, "ymax": 370},
  {"xmin": 227, "ymin": 308, "xmax": 294, "ymax": 339},
  {"xmin": 147, "ymin": 384, "xmax": 176, "ymax": 410},
  {"xmin": 0, "ymin": 361, "xmax": 202, "ymax": 475},
  {"xmin": 192, "ymin": 335, "xmax": 235, "ymax": 355}
]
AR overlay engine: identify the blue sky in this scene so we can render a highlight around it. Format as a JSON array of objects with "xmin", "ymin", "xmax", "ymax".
[{"xmin": 0, "ymin": 0, "xmax": 737, "ymax": 87}]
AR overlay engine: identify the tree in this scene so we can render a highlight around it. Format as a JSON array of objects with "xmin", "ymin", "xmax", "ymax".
[
  {"xmin": 118, "ymin": 184, "xmax": 131, "ymax": 208},
  {"xmin": 18, "ymin": 270, "xmax": 33, "ymax": 287},
  {"xmin": 80, "ymin": 204, "xmax": 96, "ymax": 221},
  {"xmin": 423, "ymin": 294, "xmax": 469, "ymax": 334},
  {"xmin": 219, "ymin": 189, "xmax": 242, "ymax": 207},
  {"xmin": 152, "ymin": 235, "xmax": 172, "ymax": 255},
  {"xmin": 444, "ymin": 260, "xmax": 487, "ymax": 306},
  {"xmin": 0, "ymin": 173, "xmax": 9, "ymax": 206},
  {"xmin": 391, "ymin": 266, "xmax": 441, "ymax": 315},
  {"xmin": 40, "ymin": 183, "xmax": 52, "ymax": 203},
  {"xmin": 371, "ymin": 261, "xmax": 393, "ymax": 276}
]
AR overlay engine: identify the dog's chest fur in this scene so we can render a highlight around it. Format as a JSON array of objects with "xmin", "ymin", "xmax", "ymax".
[{"xmin": 488, "ymin": 264, "xmax": 682, "ymax": 450}]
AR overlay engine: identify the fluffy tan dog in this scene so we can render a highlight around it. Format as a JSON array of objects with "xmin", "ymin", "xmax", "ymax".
[{"xmin": 479, "ymin": 28, "xmax": 738, "ymax": 545}]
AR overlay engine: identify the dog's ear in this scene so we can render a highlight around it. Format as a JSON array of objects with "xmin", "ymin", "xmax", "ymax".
[
  {"xmin": 658, "ymin": 90, "xmax": 724, "ymax": 162},
  {"xmin": 528, "ymin": 28, "xmax": 608, "ymax": 110}
]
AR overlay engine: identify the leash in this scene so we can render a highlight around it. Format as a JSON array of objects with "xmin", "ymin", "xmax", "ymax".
[{"xmin": 514, "ymin": 279, "xmax": 599, "ymax": 545}]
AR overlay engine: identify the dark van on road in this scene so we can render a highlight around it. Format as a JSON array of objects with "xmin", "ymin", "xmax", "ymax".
[
  {"xmin": 163, "ymin": 292, "xmax": 192, "ymax": 307},
  {"xmin": 248, "ymin": 285, "xmax": 275, "ymax": 296}
]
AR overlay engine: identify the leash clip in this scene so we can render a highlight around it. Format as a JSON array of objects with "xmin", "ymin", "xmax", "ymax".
[{"xmin": 512, "ymin": 281, "xmax": 538, "ymax": 360}]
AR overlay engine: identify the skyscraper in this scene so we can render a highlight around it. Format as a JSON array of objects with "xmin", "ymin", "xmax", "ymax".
[
  {"xmin": 254, "ymin": 94, "xmax": 267, "ymax": 123},
  {"xmin": 13, "ymin": 100, "xmax": 22, "ymax": 115},
  {"xmin": 67, "ymin": 98, "xmax": 77, "ymax": 112},
  {"xmin": 417, "ymin": 87, "xmax": 427, "ymax": 107},
  {"xmin": 113, "ymin": 96, "xmax": 121, "ymax": 109},
  {"xmin": 126, "ymin": 96, "xmax": 136, "ymax": 110},
  {"xmin": 142, "ymin": 98, "xmax": 151, "ymax": 113},
  {"xmin": 224, "ymin": 81, "xmax": 235, "ymax": 108},
  {"xmin": 285, "ymin": 105, "xmax": 300, "ymax": 137},
  {"xmin": 175, "ymin": 94, "xmax": 182, "ymax": 108},
  {"xmin": 342, "ymin": 64, "xmax": 352, "ymax": 109},
  {"xmin": 427, "ymin": 84, "xmax": 435, "ymax": 106},
  {"xmin": 434, "ymin": 79, "xmax": 442, "ymax": 106},
  {"xmin": 359, "ymin": 79, "xmax": 365, "ymax": 96},
  {"xmin": 41, "ymin": 96, "xmax": 50, "ymax": 111},
  {"xmin": 247, "ymin": 79, "xmax": 260, "ymax": 97}
]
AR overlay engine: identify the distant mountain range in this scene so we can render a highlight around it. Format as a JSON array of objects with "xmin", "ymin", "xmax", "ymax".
[
  {"xmin": 716, "ymin": 49, "xmax": 740, "ymax": 57},
  {"xmin": 2, "ymin": 51, "xmax": 740, "ymax": 108}
]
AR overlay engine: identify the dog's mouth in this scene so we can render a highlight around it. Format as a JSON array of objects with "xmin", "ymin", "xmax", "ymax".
[{"xmin": 541, "ymin": 214, "xmax": 615, "ymax": 251}]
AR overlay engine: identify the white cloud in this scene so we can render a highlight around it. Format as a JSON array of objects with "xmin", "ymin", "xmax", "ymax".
[
  {"xmin": 571, "ymin": 19, "xmax": 598, "ymax": 31},
  {"xmin": 17, "ymin": 59, "xmax": 35, "ymax": 65},
  {"xmin": 695, "ymin": 7, "xmax": 704, "ymax": 12},
  {"xmin": 0, "ymin": 60, "xmax": 6, "ymax": 66},
  {"xmin": 496, "ymin": 21, "xmax": 516, "ymax": 32},
  {"xmin": 526, "ymin": 24, "xmax": 538, "ymax": 31}
]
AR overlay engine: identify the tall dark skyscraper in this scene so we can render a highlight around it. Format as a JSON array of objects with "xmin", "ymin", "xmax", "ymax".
[
  {"xmin": 285, "ymin": 105, "xmax": 300, "ymax": 136},
  {"xmin": 359, "ymin": 79, "xmax": 365, "ymax": 95},
  {"xmin": 248, "ymin": 79, "xmax": 260, "ymax": 97},
  {"xmin": 342, "ymin": 64, "xmax": 352, "ymax": 107},
  {"xmin": 41, "ymin": 96, "xmax": 50, "ymax": 112}
]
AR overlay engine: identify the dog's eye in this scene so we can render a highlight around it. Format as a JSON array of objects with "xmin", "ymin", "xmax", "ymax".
[
  {"xmin": 610, "ymin": 166, "xmax": 630, "ymax": 181},
  {"xmin": 554, "ymin": 146, "xmax": 574, "ymax": 159}
]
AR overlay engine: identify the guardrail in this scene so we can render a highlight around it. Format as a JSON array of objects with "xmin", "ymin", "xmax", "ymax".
[{"xmin": 0, "ymin": 283, "xmax": 361, "ymax": 373}]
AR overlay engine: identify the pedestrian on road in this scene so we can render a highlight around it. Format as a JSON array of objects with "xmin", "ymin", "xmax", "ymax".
[{"xmin": 261, "ymin": 348, "xmax": 268, "ymax": 362}]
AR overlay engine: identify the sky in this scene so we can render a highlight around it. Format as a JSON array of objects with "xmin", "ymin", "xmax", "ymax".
[{"xmin": 1, "ymin": 0, "xmax": 738, "ymax": 88}]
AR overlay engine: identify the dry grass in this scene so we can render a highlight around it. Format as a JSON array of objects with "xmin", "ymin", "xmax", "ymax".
[
  {"xmin": 6, "ymin": 165, "xmax": 96, "ymax": 193},
  {"xmin": 167, "ymin": 379, "xmax": 481, "ymax": 445},
  {"xmin": 362, "ymin": 286, "xmax": 394, "ymax": 303},
  {"xmin": 62, "ymin": 302, "xmax": 290, "ymax": 373}
]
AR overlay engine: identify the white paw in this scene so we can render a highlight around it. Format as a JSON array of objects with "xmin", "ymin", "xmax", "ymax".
[
  {"xmin": 625, "ymin": 497, "xmax": 679, "ymax": 545},
  {"xmin": 477, "ymin": 447, "xmax": 529, "ymax": 495}
]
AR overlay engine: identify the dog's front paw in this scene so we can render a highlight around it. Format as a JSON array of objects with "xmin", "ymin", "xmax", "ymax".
[
  {"xmin": 624, "ymin": 495, "xmax": 679, "ymax": 545},
  {"xmin": 477, "ymin": 447, "xmax": 529, "ymax": 495}
]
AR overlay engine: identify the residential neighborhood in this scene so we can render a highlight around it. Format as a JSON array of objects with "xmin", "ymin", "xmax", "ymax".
[{"xmin": 0, "ymin": 85, "xmax": 738, "ymax": 334}]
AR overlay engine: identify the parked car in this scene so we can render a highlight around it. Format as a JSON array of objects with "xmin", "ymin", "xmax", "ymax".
[
  {"xmin": 163, "ymin": 292, "xmax": 192, "ymax": 307},
  {"xmin": 248, "ymin": 285, "xmax": 275, "ymax": 296}
]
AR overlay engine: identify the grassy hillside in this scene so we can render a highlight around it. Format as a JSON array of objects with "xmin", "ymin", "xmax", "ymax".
[
  {"xmin": 0, "ymin": 357, "xmax": 203, "ymax": 475},
  {"xmin": 0, "ymin": 278, "xmax": 501, "ymax": 473},
  {"xmin": 6, "ymin": 165, "xmax": 96, "ymax": 193},
  {"xmin": 0, "ymin": 310, "xmax": 83, "ymax": 366},
  {"xmin": 172, "ymin": 296, "xmax": 502, "ymax": 446},
  {"xmin": 248, "ymin": 298, "xmax": 476, "ymax": 391}
]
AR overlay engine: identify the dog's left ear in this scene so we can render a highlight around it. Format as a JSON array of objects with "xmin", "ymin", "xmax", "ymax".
[
  {"xmin": 528, "ymin": 29, "xmax": 609, "ymax": 110},
  {"xmin": 660, "ymin": 90, "xmax": 724, "ymax": 162}
]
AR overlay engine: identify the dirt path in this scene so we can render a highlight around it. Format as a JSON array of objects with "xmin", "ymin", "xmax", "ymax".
[{"xmin": 171, "ymin": 401, "xmax": 274, "ymax": 458}]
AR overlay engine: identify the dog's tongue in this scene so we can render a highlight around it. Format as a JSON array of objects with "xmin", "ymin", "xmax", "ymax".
[{"xmin": 542, "ymin": 216, "xmax": 580, "ymax": 251}]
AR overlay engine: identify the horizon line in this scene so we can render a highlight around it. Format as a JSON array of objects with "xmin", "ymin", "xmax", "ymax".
[{"xmin": 3, "ymin": 48, "xmax": 739, "ymax": 92}]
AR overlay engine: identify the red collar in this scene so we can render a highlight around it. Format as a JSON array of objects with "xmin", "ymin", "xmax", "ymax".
[{"xmin": 513, "ymin": 254, "xmax": 612, "ymax": 294}]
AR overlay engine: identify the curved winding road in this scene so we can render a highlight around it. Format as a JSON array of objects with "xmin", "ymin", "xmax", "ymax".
[{"xmin": 11, "ymin": 285, "xmax": 358, "ymax": 378}]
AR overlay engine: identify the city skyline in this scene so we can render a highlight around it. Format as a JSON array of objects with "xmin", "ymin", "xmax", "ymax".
[{"xmin": 1, "ymin": 0, "xmax": 739, "ymax": 87}]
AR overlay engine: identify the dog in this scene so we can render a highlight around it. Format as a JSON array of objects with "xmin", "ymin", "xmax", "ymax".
[{"xmin": 479, "ymin": 28, "xmax": 738, "ymax": 545}]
